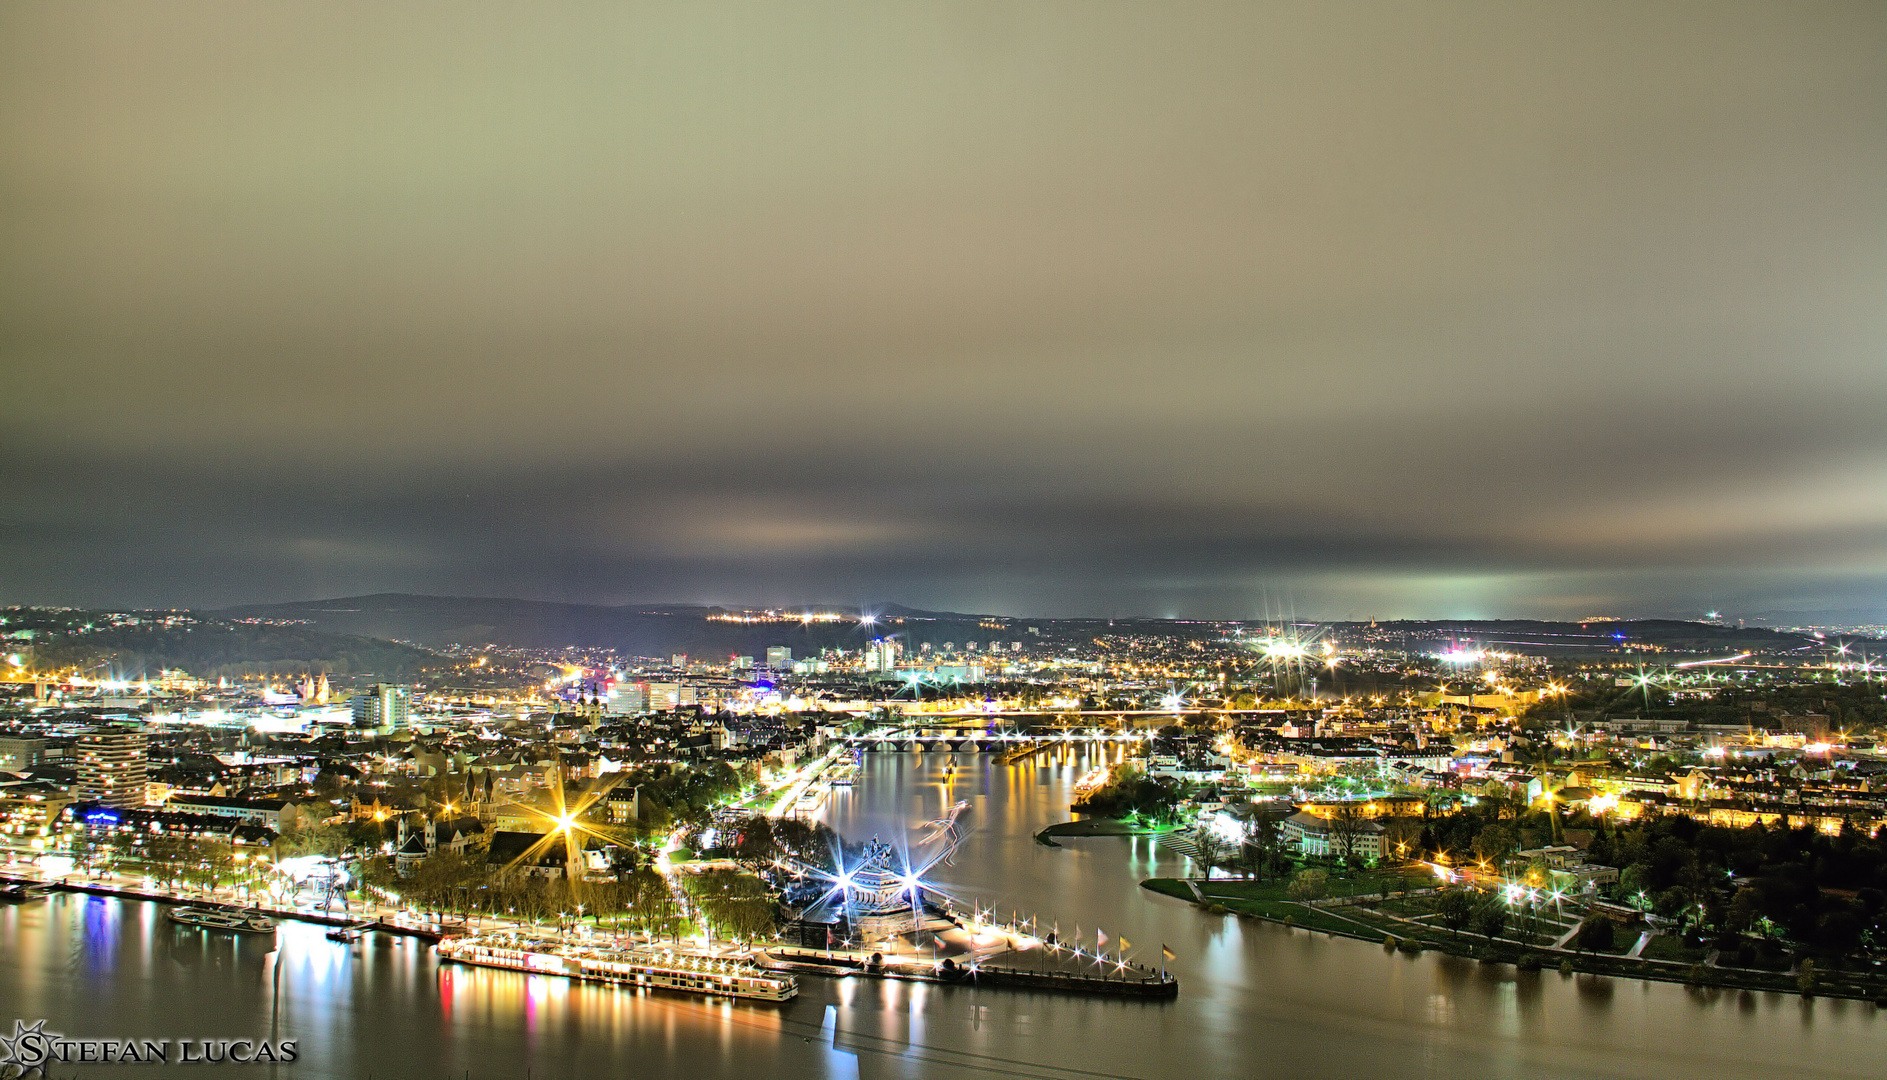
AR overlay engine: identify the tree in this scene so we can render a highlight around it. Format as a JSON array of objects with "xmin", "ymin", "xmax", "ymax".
[
  {"xmin": 407, "ymin": 850, "xmax": 488, "ymax": 912},
  {"xmin": 1286, "ymin": 869, "xmax": 1329, "ymax": 902},
  {"xmin": 1194, "ymin": 828, "xmax": 1231, "ymax": 873},
  {"xmin": 1383, "ymin": 818, "xmax": 1422, "ymax": 863},
  {"xmin": 1327, "ymin": 803, "xmax": 1367, "ymax": 863},
  {"xmin": 1817, "ymin": 908, "xmax": 1864, "ymax": 956},
  {"xmin": 1618, "ymin": 864, "xmax": 1653, "ymax": 908},
  {"xmin": 1575, "ymin": 918, "xmax": 1616, "ymax": 953},
  {"xmin": 277, "ymin": 818, "xmax": 348, "ymax": 861},
  {"xmin": 732, "ymin": 815, "xmax": 779, "ymax": 873},
  {"xmin": 1652, "ymin": 886, "xmax": 1692, "ymax": 919},
  {"xmin": 1471, "ymin": 824, "xmax": 1517, "ymax": 870},
  {"xmin": 183, "ymin": 840, "xmax": 237, "ymax": 893},
  {"xmin": 625, "ymin": 868, "xmax": 683, "ymax": 938},
  {"xmin": 1436, "ymin": 889, "xmax": 1476, "ymax": 936},
  {"xmin": 1241, "ymin": 814, "xmax": 1283, "ymax": 880},
  {"xmin": 771, "ymin": 816, "xmax": 840, "ymax": 875},
  {"xmin": 1472, "ymin": 900, "xmax": 1508, "ymax": 940},
  {"xmin": 684, "ymin": 869, "xmax": 774, "ymax": 943},
  {"xmin": 144, "ymin": 834, "xmax": 192, "ymax": 891}
]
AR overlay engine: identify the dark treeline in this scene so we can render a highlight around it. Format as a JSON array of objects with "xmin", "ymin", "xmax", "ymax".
[
  {"xmin": 1587, "ymin": 815, "xmax": 1885, "ymax": 956},
  {"xmin": 31, "ymin": 622, "xmax": 444, "ymax": 679},
  {"xmin": 1521, "ymin": 678, "xmax": 1887, "ymax": 733},
  {"xmin": 1412, "ymin": 800, "xmax": 1887, "ymax": 960},
  {"xmin": 1072, "ymin": 763, "xmax": 1185, "ymax": 821}
]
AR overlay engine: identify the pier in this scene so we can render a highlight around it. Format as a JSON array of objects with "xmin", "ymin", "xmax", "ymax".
[{"xmin": 756, "ymin": 945, "xmax": 1178, "ymax": 998}]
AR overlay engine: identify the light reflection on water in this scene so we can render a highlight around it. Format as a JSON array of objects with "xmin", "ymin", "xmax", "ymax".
[{"xmin": 0, "ymin": 751, "xmax": 1882, "ymax": 1079}]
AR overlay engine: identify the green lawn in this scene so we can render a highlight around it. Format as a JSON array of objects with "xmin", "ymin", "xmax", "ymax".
[
  {"xmin": 1196, "ymin": 865, "xmax": 1435, "ymax": 904},
  {"xmin": 1141, "ymin": 878, "xmax": 1395, "ymax": 941},
  {"xmin": 1641, "ymin": 935, "xmax": 1710, "ymax": 964},
  {"xmin": 1719, "ymin": 944, "xmax": 1794, "ymax": 972},
  {"xmin": 1140, "ymin": 878, "xmax": 1195, "ymax": 902}
]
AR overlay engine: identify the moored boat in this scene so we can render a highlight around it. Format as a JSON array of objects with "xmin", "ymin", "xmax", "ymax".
[
  {"xmin": 438, "ymin": 932, "xmax": 797, "ymax": 1002},
  {"xmin": 167, "ymin": 905, "xmax": 277, "ymax": 934}
]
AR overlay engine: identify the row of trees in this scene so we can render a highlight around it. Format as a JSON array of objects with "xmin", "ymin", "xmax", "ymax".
[
  {"xmin": 1073, "ymin": 764, "xmax": 1185, "ymax": 821},
  {"xmin": 1586, "ymin": 814, "xmax": 1886, "ymax": 956},
  {"xmin": 75, "ymin": 831, "xmax": 255, "ymax": 894},
  {"xmin": 1396, "ymin": 803, "xmax": 1886, "ymax": 959},
  {"xmin": 719, "ymin": 814, "xmax": 844, "ymax": 876},
  {"xmin": 387, "ymin": 850, "xmax": 781, "ymax": 941},
  {"xmin": 30, "ymin": 622, "xmax": 443, "ymax": 680}
]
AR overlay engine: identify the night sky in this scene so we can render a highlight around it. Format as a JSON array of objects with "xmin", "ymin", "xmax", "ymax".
[{"xmin": 4, "ymin": 4, "xmax": 1885, "ymax": 620}]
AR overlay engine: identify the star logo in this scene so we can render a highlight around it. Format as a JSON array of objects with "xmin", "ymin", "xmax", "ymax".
[{"xmin": 0, "ymin": 1018, "xmax": 57, "ymax": 1075}]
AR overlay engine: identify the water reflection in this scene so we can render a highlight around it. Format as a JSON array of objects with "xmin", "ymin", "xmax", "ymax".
[{"xmin": 0, "ymin": 753, "xmax": 1881, "ymax": 1079}]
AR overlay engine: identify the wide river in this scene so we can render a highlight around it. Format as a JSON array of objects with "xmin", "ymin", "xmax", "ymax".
[{"xmin": 2, "ymin": 751, "xmax": 1881, "ymax": 1079}]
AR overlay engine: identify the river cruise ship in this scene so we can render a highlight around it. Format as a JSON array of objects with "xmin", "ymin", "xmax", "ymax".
[
  {"xmin": 437, "ymin": 932, "xmax": 798, "ymax": 1002},
  {"xmin": 793, "ymin": 788, "xmax": 827, "ymax": 814}
]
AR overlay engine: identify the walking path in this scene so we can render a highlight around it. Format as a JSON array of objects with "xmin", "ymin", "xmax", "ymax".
[{"xmin": 1625, "ymin": 931, "xmax": 1653, "ymax": 959}]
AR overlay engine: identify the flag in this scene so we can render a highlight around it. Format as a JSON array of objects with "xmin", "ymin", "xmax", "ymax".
[
  {"xmin": 1119, "ymin": 937, "xmax": 1132, "ymax": 954},
  {"xmin": 1162, "ymin": 943, "xmax": 1176, "ymax": 961},
  {"xmin": 1095, "ymin": 928, "xmax": 1108, "ymax": 947}
]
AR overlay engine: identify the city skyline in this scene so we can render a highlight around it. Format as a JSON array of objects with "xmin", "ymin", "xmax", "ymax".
[{"xmin": 5, "ymin": 7, "xmax": 1887, "ymax": 1077}]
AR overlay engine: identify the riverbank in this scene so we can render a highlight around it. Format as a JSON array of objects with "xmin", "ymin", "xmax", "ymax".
[
  {"xmin": 0, "ymin": 872, "xmax": 449, "ymax": 940},
  {"xmin": 1034, "ymin": 817, "xmax": 1173, "ymax": 846},
  {"xmin": 1141, "ymin": 876, "xmax": 1887, "ymax": 1005}
]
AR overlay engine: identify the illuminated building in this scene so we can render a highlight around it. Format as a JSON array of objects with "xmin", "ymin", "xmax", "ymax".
[
  {"xmin": 1280, "ymin": 809, "xmax": 1384, "ymax": 861},
  {"xmin": 647, "ymin": 682, "xmax": 690, "ymax": 711},
  {"xmin": 75, "ymin": 729, "xmax": 149, "ymax": 809},
  {"xmin": 864, "ymin": 637, "xmax": 902, "ymax": 674},
  {"xmin": 351, "ymin": 683, "xmax": 412, "ymax": 732},
  {"xmin": 766, "ymin": 646, "xmax": 793, "ymax": 669},
  {"xmin": 606, "ymin": 682, "xmax": 648, "ymax": 715},
  {"xmin": 0, "ymin": 782, "xmax": 72, "ymax": 844},
  {"xmin": 0, "ymin": 736, "xmax": 48, "ymax": 773}
]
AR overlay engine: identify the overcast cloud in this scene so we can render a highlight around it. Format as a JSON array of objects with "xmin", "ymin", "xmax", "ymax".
[{"xmin": 3, "ymin": 3, "xmax": 1885, "ymax": 619}]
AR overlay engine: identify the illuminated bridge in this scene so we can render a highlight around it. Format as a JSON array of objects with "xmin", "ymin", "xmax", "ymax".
[{"xmin": 841, "ymin": 727, "xmax": 1153, "ymax": 753}]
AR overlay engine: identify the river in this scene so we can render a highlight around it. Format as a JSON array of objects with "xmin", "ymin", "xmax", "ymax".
[{"xmin": 1, "ymin": 750, "xmax": 1880, "ymax": 1079}]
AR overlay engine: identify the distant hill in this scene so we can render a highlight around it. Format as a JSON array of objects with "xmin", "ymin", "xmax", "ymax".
[
  {"xmin": 213, "ymin": 594, "xmax": 1854, "ymax": 660},
  {"xmin": 1356, "ymin": 618, "xmax": 1829, "ymax": 656},
  {"xmin": 218, "ymin": 594, "xmax": 1002, "ymax": 659},
  {"xmin": 25, "ymin": 618, "xmax": 444, "ymax": 680}
]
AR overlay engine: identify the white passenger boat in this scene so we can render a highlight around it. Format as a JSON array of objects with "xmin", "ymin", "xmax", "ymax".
[
  {"xmin": 167, "ymin": 905, "xmax": 278, "ymax": 934},
  {"xmin": 438, "ymin": 932, "xmax": 797, "ymax": 1002}
]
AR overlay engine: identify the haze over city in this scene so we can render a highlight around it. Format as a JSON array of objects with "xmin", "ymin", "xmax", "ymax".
[{"xmin": 4, "ymin": 3, "xmax": 1885, "ymax": 620}]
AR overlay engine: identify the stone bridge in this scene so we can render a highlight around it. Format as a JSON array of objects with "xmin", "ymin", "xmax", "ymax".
[{"xmin": 842, "ymin": 730, "xmax": 1150, "ymax": 753}]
